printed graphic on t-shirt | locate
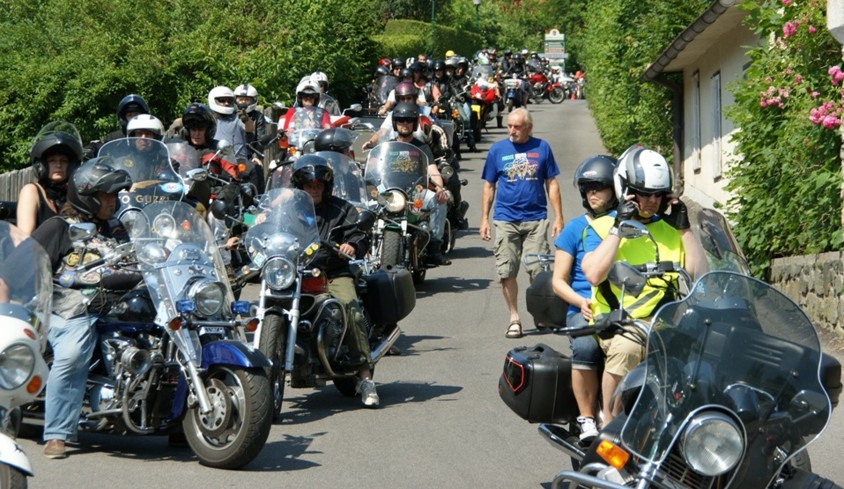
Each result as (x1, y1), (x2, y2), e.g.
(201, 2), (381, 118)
(505, 152), (539, 182)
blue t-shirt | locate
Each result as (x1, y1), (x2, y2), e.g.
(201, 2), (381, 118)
(554, 214), (591, 317)
(481, 137), (560, 222)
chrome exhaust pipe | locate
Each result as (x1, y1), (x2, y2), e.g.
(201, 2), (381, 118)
(539, 423), (586, 461)
(370, 325), (401, 364)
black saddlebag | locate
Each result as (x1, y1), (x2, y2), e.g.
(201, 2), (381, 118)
(525, 270), (567, 328)
(498, 343), (577, 423)
(363, 265), (416, 324)
(821, 353), (842, 409)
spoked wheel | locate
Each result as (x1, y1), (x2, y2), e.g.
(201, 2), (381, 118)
(183, 366), (272, 469)
(259, 312), (286, 421)
(549, 87), (566, 104)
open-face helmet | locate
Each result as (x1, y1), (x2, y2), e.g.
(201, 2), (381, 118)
(614, 144), (673, 213)
(126, 114), (164, 140)
(573, 155), (618, 217)
(116, 94), (150, 133)
(181, 103), (217, 142)
(234, 84), (259, 112)
(391, 102), (419, 132)
(30, 121), (84, 181)
(291, 154), (334, 200)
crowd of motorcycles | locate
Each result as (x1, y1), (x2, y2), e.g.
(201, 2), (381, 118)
(3, 51), (840, 489)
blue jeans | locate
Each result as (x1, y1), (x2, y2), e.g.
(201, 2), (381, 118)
(567, 312), (602, 370)
(44, 313), (97, 442)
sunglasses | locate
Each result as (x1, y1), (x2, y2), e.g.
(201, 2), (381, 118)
(631, 189), (667, 198)
(580, 183), (610, 193)
(394, 118), (416, 124)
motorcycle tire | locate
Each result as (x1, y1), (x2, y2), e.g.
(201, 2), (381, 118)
(412, 268), (426, 285)
(506, 99), (514, 113)
(259, 312), (286, 422)
(472, 116), (482, 143)
(549, 87), (566, 104)
(0, 463), (27, 489)
(380, 229), (402, 267)
(183, 366), (272, 469)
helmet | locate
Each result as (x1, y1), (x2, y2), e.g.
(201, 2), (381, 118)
(392, 102), (419, 131)
(445, 50), (456, 58)
(614, 144), (673, 212)
(311, 71), (329, 91)
(181, 103), (217, 142)
(392, 58), (405, 70)
(314, 128), (356, 154)
(290, 154), (334, 200)
(296, 79), (321, 105)
(208, 86), (236, 115)
(399, 68), (413, 80)
(374, 65), (389, 78)
(574, 155), (618, 216)
(432, 59), (446, 72)
(504, 49), (512, 56)
(378, 57), (393, 69)
(116, 94), (150, 133)
(488, 48), (497, 56)
(520, 48), (529, 56)
(456, 57), (469, 69)
(67, 157), (132, 218)
(126, 114), (164, 140)
(30, 121), (84, 181)
(409, 62), (424, 73)
(444, 57), (458, 68)
(234, 84), (259, 112)
(530, 53), (540, 60)
(395, 82), (418, 99)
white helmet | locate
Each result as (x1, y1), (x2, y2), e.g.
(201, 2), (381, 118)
(296, 79), (321, 105)
(614, 144), (673, 199)
(208, 85), (236, 115)
(234, 84), (258, 112)
(310, 72), (329, 92)
(126, 114), (164, 140)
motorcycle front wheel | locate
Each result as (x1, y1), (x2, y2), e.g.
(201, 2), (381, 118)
(0, 463), (26, 489)
(183, 366), (272, 469)
(549, 87), (566, 104)
(380, 229), (402, 267)
(259, 312), (287, 421)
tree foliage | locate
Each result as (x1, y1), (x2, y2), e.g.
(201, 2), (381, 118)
(725, 0), (843, 277)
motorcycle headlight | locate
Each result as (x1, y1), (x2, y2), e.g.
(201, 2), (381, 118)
(262, 257), (296, 290)
(0, 344), (36, 390)
(152, 213), (177, 239)
(120, 209), (147, 238)
(682, 412), (744, 476)
(384, 190), (407, 213)
(188, 279), (226, 317)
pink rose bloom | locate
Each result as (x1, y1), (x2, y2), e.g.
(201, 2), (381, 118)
(794, 74), (803, 85)
(760, 100), (768, 107)
(782, 0), (792, 5)
(809, 26), (817, 34)
(812, 91), (820, 98)
(822, 115), (841, 129)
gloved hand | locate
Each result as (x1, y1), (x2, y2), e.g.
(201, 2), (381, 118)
(662, 198), (690, 230)
(613, 199), (638, 228)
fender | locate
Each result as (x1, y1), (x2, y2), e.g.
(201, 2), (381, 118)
(0, 434), (33, 477)
(201, 340), (271, 369)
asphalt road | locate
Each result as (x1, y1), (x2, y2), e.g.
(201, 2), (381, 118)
(19, 100), (844, 488)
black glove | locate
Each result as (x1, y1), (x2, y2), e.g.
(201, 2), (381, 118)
(613, 200), (638, 228)
(662, 199), (690, 230)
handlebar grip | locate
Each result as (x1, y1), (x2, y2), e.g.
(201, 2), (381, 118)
(560, 326), (598, 338)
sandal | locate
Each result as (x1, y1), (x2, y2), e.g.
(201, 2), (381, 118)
(505, 320), (523, 339)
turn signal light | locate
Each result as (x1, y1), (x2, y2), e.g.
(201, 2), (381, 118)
(245, 318), (259, 332)
(26, 376), (42, 395)
(596, 440), (630, 469)
(168, 317), (183, 331)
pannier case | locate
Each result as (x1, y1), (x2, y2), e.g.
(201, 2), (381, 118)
(363, 265), (416, 324)
(498, 343), (577, 423)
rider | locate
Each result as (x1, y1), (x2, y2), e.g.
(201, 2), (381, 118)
(550, 155), (618, 442)
(310, 71), (341, 116)
(125, 114), (175, 180)
(102, 94), (150, 145)
(234, 83), (267, 193)
(31, 158), (135, 459)
(581, 145), (707, 424)
(208, 86), (250, 162)
(290, 155), (379, 407)
(180, 103), (220, 152)
(281, 79), (333, 133)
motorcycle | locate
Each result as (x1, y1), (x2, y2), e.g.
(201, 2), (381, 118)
(500, 210), (844, 489)
(469, 74), (502, 140)
(363, 141), (436, 284)
(436, 160), (469, 254)
(528, 69), (566, 104)
(503, 73), (525, 113)
(0, 222), (51, 487)
(21, 201), (273, 469)
(243, 188), (414, 419)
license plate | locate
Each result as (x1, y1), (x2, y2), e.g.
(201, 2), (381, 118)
(199, 327), (226, 335)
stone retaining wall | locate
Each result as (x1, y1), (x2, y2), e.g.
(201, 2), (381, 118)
(770, 251), (844, 340)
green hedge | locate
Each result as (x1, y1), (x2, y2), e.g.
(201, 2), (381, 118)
(375, 19), (482, 59)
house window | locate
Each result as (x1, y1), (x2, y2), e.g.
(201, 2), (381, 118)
(691, 71), (701, 172)
(711, 71), (722, 178)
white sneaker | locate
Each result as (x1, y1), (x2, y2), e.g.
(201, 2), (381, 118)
(356, 379), (380, 408)
(577, 416), (599, 441)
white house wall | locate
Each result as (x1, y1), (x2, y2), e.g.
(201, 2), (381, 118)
(681, 24), (758, 209)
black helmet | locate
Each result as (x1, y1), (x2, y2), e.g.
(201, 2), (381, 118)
(409, 61), (424, 73)
(181, 103), (217, 143)
(391, 102), (419, 131)
(432, 59), (446, 72)
(392, 58), (406, 70)
(374, 66), (389, 78)
(30, 121), (84, 181)
(67, 157), (132, 218)
(116, 94), (150, 133)
(504, 49), (512, 56)
(574, 155), (618, 217)
(399, 68), (413, 80)
(291, 154), (334, 200)
(314, 128), (356, 154)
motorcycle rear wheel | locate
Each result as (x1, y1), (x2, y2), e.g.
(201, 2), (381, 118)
(183, 366), (272, 469)
(549, 87), (565, 104)
(380, 229), (402, 267)
(259, 312), (286, 422)
(0, 464), (26, 489)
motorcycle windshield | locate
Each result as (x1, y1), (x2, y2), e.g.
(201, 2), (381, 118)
(376, 76), (398, 104)
(126, 201), (234, 323)
(243, 188), (321, 269)
(0, 221), (52, 335)
(621, 271), (830, 488)
(166, 139), (201, 179)
(287, 127), (323, 150)
(472, 65), (495, 81)
(693, 208), (751, 275)
(363, 141), (428, 194)
(99, 138), (185, 212)
(313, 151), (368, 208)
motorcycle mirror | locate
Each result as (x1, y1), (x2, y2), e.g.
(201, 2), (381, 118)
(348, 103), (363, 112)
(356, 210), (376, 232)
(607, 262), (647, 297)
(210, 199), (229, 220)
(617, 220), (650, 240)
(186, 168), (209, 182)
(68, 222), (97, 243)
(217, 140), (233, 152)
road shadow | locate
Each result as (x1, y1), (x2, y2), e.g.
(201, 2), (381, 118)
(445, 244), (492, 260)
(391, 333), (449, 356)
(414, 275), (493, 297)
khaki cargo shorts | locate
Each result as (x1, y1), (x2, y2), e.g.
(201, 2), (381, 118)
(599, 328), (646, 377)
(493, 219), (549, 280)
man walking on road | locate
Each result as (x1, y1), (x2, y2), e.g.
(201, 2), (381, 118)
(480, 108), (564, 339)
